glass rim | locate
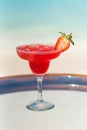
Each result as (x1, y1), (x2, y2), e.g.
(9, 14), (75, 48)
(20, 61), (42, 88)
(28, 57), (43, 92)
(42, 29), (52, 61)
(16, 44), (61, 54)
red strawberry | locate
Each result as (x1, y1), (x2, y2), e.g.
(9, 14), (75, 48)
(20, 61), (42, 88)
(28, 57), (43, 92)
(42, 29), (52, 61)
(55, 32), (74, 52)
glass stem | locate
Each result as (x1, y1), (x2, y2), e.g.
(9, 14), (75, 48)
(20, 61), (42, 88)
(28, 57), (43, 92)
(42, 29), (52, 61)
(36, 76), (43, 101)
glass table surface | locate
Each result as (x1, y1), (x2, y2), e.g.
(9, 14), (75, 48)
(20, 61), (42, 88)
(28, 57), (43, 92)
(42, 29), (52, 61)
(0, 74), (87, 130)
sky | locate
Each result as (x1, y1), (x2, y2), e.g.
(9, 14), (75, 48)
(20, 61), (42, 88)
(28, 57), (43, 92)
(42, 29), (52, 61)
(0, 0), (87, 51)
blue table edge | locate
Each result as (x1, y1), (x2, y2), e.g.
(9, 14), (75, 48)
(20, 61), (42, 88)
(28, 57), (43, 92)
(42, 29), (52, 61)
(0, 73), (87, 94)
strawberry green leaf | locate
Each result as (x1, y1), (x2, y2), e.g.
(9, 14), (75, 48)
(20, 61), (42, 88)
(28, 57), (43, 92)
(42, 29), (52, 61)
(59, 32), (74, 45)
(69, 38), (74, 45)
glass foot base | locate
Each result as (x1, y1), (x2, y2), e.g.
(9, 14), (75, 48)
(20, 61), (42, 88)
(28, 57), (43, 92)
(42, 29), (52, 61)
(26, 100), (55, 111)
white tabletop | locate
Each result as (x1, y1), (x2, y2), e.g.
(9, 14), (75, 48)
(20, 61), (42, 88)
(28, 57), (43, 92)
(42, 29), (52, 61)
(0, 90), (87, 130)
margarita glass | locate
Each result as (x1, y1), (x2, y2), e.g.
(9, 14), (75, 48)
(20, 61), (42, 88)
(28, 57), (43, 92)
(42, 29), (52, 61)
(16, 44), (61, 111)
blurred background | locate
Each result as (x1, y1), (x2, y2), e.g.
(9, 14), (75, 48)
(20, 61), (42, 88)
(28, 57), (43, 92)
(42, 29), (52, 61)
(0, 0), (87, 77)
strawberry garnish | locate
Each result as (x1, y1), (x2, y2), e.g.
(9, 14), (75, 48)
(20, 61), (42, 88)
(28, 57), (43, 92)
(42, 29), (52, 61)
(55, 32), (74, 52)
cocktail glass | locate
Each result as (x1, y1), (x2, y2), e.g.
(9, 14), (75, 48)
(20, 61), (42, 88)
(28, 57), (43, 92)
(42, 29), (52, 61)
(16, 44), (61, 111)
